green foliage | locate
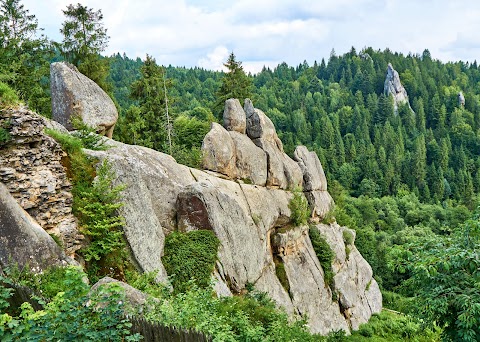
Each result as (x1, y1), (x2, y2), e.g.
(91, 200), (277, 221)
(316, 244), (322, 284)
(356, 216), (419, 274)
(0, 0), (51, 116)
(70, 116), (109, 150)
(162, 230), (220, 293)
(0, 266), (141, 341)
(309, 226), (335, 289)
(144, 283), (322, 342)
(289, 187), (310, 226)
(76, 160), (128, 281)
(215, 52), (253, 116)
(47, 128), (130, 282)
(273, 257), (290, 294)
(389, 207), (480, 341)
(0, 82), (19, 107)
(59, 3), (110, 90)
(342, 230), (354, 245)
(347, 310), (441, 341)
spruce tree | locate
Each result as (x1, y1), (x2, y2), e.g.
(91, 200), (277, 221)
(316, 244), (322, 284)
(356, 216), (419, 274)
(59, 3), (110, 91)
(215, 52), (252, 115)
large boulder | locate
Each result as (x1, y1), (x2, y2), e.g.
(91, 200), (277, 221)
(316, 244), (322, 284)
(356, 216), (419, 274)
(202, 123), (236, 178)
(305, 190), (334, 219)
(244, 99), (283, 150)
(50, 62), (118, 138)
(317, 223), (382, 330)
(0, 183), (70, 273)
(223, 98), (246, 134)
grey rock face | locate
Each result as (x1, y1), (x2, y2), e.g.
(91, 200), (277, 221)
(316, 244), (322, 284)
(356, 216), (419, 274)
(317, 223), (382, 330)
(458, 91), (465, 107)
(294, 145), (327, 191)
(229, 131), (267, 186)
(0, 183), (70, 273)
(305, 190), (334, 219)
(202, 123), (236, 178)
(85, 141), (197, 282)
(245, 99), (283, 151)
(89, 138), (381, 334)
(223, 98), (246, 133)
(384, 63), (412, 114)
(50, 62), (118, 138)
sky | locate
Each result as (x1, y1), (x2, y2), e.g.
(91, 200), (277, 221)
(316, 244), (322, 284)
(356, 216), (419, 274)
(23, 0), (480, 74)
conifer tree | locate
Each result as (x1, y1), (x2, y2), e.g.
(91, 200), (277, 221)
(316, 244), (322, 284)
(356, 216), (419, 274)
(215, 52), (252, 115)
(0, 0), (51, 114)
(59, 3), (110, 90)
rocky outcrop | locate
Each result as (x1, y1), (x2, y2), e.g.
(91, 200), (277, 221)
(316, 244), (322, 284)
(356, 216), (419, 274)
(384, 63), (413, 114)
(293, 145), (333, 219)
(0, 182), (71, 273)
(223, 98), (246, 134)
(50, 62), (118, 138)
(0, 107), (83, 257)
(88, 135), (382, 334)
(202, 99), (302, 189)
(317, 223), (382, 330)
(458, 91), (465, 107)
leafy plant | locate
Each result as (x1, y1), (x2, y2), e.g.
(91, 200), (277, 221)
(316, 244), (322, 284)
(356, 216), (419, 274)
(162, 230), (220, 293)
(0, 81), (20, 108)
(0, 266), (141, 341)
(308, 226), (335, 290)
(289, 187), (310, 226)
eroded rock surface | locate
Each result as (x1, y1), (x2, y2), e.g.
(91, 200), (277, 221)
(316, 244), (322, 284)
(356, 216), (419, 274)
(0, 107), (83, 256)
(0, 182), (71, 273)
(50, 62), (118, 137)
(89, 135), (381, 334)
(223, 98), (246, 134)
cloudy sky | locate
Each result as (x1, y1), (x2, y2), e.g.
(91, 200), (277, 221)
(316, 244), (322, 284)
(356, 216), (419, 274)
(23, 0), (480, 73)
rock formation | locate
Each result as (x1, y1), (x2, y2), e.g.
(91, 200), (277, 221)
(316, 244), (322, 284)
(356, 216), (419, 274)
(202, 98), (302, 189)
(0, 182), (71, 273)
(85, 99), (382, 334)
(384, 63), (413, 114)
(0, 99), (382, 334)
(458, 91), (465, 107)
(0, 107), (83, 257)
(50, 62), (118, 138)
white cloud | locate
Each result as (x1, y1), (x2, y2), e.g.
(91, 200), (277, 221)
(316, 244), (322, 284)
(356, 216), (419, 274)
(198, 46), (230, 71)
(21, 0), (480, 69)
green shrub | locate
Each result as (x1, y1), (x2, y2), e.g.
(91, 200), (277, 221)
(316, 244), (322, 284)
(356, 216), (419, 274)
(342, 230), (354, 245)
(0, 82), (19, 107)
(274, 257), (290, 294)
(162, 230), (220, 293)
(308, 226), (335, 290)
(47, 129), (130, 282)
(0, 266), (141, 341)
(289, 187), (310, 226)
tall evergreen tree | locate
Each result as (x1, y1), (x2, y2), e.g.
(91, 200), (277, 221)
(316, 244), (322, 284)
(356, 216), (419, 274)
(215, 52), (252, 115)
(59, 3), (110, 90)
(0, 0), (51, 114)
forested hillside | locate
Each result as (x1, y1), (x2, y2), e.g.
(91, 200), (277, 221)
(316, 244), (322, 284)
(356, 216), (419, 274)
(1, 0), (479, 339)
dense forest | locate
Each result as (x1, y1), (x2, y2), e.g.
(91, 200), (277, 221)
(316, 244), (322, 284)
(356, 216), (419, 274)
(1, 0), (479, 341)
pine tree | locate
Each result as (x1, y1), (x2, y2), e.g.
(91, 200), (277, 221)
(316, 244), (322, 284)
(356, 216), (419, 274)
(0, 0), (51, 114)
(59, 3), (110, 90)
(215, 52), (252, 115)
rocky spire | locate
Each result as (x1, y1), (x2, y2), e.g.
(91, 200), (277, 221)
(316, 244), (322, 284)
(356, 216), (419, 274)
(384, 63), (413, 114)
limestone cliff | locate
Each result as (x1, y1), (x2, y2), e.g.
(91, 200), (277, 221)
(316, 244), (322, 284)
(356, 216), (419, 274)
(0, 98), (382, 334)
(85, 99), (382, 334)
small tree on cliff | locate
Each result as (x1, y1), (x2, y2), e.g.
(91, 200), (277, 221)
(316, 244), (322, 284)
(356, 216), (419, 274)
(59, 3), (110, 91)
(215, 52), (252, 117)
